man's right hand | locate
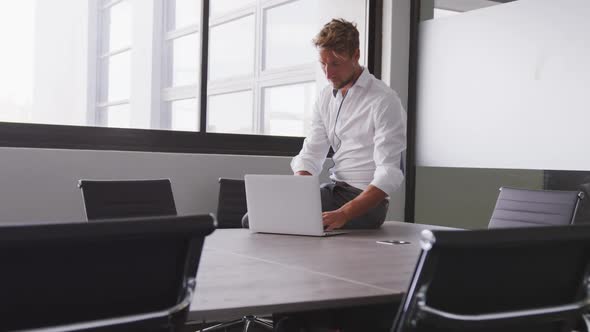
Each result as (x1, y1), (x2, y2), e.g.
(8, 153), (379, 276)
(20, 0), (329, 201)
(295, 171), (312, 176)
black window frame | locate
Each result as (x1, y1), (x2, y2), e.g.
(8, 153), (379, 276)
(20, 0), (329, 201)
(404, 0), (421, 222)
(0, 0), (382, 157)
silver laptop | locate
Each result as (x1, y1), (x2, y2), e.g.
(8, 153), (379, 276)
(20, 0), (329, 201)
(244, 174), (348, 237)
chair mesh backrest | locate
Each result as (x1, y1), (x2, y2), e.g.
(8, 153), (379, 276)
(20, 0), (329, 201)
(0, 215), (214, 331)
(79, 179), (177, 220)
(392, 225), (590, 332)
(489, 187), (581, 228)
(216, 178), (247, 228)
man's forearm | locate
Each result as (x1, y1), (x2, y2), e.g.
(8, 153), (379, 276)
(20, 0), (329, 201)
(338, 185), (387, 220)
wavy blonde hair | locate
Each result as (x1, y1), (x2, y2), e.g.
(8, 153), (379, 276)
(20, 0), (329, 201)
(313, 18), (360, 57)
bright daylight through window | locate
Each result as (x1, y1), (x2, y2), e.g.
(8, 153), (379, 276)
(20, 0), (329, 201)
(0, 0), (369, 141)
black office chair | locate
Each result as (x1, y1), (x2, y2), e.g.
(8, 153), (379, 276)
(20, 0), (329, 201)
(216, 178), (248, 229)
(488, 187), (584, 228)
(391, 225), (590, 332)
(0, 214), (214, 331)
(577, 183), (590, 224)
(78, 178), (177, 220)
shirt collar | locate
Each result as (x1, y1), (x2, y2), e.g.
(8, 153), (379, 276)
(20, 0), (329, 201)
(332, 67), (369, 97)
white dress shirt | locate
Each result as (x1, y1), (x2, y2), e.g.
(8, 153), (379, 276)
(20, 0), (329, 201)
(290, 68), (406, 195)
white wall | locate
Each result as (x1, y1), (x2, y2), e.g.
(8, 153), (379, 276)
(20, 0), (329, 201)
(0, 147), (407, 224)
(416, 0), (590, 171)
(0, 147), (293, 224)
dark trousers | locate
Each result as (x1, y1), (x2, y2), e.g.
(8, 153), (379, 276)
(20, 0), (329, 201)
(320, 181), (389, 229)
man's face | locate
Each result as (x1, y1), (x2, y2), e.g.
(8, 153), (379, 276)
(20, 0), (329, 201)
(319, 48), (360, 90)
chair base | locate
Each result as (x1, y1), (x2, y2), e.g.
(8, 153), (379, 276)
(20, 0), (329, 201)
(200, 315), (273, 332)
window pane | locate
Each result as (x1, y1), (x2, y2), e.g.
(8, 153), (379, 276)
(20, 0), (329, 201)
(171, 98), (199, 131)
(106, 51), (131, 101)
(170, 0), (201, 30)
(170, 33), (200, 87)
(264, 0), (319, 70)
(210, 0), (254, 17)
(263, 82), (316, 137)
(208, 91), (253, 134)
(0, 0), (34, 124)
(103, 104), (131, 128)
(208, 15), (254, 80)
(106, 1), (131, 51)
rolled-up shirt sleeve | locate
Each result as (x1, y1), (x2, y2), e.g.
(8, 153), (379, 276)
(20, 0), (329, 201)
(290, 95), (331, 175)
(370, 94), (407, 195)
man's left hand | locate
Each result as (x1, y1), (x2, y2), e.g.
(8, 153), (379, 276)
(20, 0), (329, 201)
(322, 209), (349, 231)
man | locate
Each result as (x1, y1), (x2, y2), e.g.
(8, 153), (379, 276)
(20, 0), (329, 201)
(291, 18), (406, 231)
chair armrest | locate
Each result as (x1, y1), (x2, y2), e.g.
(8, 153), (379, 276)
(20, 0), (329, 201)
(409, 284), (590, 329)
(20, 278), (196, 332)
(417, 299), (590, 328)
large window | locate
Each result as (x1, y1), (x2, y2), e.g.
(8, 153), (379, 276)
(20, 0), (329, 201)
(0, 0), (378, 155)
(207, 0), (319, 137)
